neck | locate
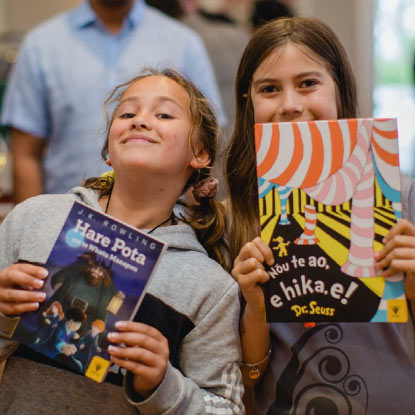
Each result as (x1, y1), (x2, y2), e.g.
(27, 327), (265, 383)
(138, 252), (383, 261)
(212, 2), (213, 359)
(100, 174), (182, 230)
(89, 0), (134, 33)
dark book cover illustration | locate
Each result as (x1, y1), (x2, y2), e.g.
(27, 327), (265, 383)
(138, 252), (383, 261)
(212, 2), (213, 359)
(10, 201), (167, 381)
(255, 118), (408, 322)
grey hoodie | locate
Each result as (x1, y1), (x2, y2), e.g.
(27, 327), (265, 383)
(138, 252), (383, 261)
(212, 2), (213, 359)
(0, 187), (244, 414)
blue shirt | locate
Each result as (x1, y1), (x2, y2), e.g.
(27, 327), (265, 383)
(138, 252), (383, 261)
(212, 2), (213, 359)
(1, 0), (225, 194)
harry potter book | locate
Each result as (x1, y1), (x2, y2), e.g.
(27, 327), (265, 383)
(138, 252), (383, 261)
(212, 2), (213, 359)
(10, 201), (167, 381)
(255, 118), (408, 322)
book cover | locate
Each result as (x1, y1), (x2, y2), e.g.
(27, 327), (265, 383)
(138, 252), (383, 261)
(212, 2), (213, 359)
(10, 201), (167, 382)
(255, 118), (408, 323)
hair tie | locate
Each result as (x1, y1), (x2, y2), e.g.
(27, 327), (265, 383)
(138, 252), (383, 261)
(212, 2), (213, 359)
(187, 176), (219, 206)
(99, 170), (115, 187)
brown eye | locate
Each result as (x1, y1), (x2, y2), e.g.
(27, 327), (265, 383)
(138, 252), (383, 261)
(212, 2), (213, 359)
(260, 85), (278, 93)
(300, 79), (318, 88)
(120, 113), (135, 119)
(157, 113), (173, 119)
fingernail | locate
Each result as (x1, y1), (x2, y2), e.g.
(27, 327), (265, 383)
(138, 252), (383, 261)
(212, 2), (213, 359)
(34, 279), (44, 288)
(107, 332), (117, 339)
(108, 345), (117, 353)
(30, 302), (40, 309)
(35, 292), (46, 300)
(115, 321), (127, 329)
(39, 269), (49, 277)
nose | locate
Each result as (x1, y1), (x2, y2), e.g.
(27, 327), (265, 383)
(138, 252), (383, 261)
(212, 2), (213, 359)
(278, 89), (304, 117)
(131, 112), (151, 130)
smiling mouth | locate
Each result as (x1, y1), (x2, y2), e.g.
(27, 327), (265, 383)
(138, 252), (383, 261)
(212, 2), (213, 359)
(123, 135), (156, 144)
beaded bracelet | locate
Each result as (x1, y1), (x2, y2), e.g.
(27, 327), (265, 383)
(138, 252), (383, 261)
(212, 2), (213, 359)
(241, 346), (272, 380)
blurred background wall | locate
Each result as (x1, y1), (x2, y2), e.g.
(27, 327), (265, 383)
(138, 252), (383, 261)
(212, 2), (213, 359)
(0, 0), (83, 32)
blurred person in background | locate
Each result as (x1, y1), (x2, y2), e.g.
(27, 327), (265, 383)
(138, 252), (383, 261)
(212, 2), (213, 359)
(198, 0), (254, 26)
(1, 0), (224, 203)
(251, 0), (294, 28)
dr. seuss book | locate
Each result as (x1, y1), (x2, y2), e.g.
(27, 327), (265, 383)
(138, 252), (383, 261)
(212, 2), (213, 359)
(255, 118), (408, 323)
(10, 201), (167, 382)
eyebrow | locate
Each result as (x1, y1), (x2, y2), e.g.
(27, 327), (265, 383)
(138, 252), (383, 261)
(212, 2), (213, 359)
(253, 71), (325, 87)
(118, 95), (184, 111)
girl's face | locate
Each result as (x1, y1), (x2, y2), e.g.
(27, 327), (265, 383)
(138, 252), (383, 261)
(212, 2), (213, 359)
(108, 76), (206, 179)
(250, 42), (338, 124)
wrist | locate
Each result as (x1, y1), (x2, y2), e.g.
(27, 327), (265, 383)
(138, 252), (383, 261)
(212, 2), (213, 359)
(133, 376), (162, 399)
(241, 345), (272, 381)
(133, 386), (154, 399)
(244, 302), (267, 324)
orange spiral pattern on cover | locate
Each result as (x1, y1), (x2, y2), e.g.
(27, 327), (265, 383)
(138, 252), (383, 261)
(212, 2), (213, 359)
(255, 119), (359, 191)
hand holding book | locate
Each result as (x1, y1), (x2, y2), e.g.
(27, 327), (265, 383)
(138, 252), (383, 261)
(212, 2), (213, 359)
(375, 219), (415, 315)
(232, 236), (273, 315)
(108, 320), (169, 397)
(0, 263), (48, 315)
(232, 237), (273, 386)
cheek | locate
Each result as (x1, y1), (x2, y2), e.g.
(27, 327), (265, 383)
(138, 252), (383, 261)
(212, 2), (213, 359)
(107, 123), (123, 155)
(318, 97), (338, 120)
(170, 138), (193, 164)
(309, 90), (338, 120)
(165, 126), (192, 154)
(108, 122), (121, 141)
(252, 98), (275, 123)
(319, 84), (338, 119)
(158, 129), (193, 169)
(107, 128), (118, 152)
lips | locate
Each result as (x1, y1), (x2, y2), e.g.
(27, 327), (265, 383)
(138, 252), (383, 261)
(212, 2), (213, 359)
(123, 134), (157, 144)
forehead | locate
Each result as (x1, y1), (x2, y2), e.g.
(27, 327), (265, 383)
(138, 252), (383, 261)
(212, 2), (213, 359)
(253, 42), (330, 80)
(122, 76), (190, 104)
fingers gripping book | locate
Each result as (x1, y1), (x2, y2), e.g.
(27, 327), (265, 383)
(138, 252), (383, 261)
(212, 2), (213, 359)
(9, 201), (166, 382)
(255, 118), (408, 323)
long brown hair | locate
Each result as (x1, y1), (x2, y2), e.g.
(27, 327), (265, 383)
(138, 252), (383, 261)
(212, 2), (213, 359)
(85, 68), (228, 268)
(225, 17), (358, 263)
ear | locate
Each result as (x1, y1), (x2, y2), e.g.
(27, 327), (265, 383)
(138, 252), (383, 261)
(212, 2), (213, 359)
(106, 158), (112, 166)
(190, 147), (210, 169)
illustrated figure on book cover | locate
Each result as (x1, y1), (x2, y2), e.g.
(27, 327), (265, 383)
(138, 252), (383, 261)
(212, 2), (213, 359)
(255, 118), (408, 322)
(42, 252), (121, 333)
(34, 301), (64, 345)
(75, 319), (105, 370)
